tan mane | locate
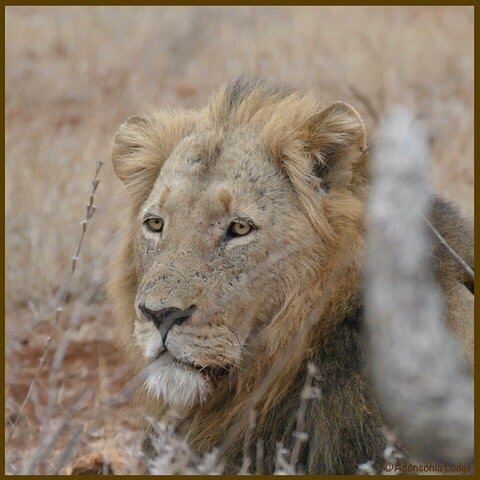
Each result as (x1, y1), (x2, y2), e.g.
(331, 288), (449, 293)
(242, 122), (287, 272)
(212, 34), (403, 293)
(108, 76), (378, 473)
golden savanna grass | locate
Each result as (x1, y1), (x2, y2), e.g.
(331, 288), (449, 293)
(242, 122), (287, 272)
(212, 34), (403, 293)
(5, 6), (473, 474)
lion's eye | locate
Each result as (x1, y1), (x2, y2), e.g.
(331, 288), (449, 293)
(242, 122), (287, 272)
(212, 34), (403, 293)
(227, 221), (253, 238)
(145, 217), (164, 233)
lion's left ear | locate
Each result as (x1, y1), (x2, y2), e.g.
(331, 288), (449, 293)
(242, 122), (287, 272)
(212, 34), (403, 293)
(305, 101), (366, 190)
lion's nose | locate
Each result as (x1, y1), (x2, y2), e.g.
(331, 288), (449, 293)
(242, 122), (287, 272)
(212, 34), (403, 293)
(138, 303), (196, 340)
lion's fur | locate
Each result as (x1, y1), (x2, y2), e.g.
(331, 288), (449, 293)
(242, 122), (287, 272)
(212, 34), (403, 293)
(107, 76), (473, 474)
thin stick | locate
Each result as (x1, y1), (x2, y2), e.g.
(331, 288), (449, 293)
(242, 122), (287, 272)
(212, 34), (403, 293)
(425, 217), (474, 281)
(289, 362), (320, 471)
(239, 409), (257, 474)
(50, 424), (85, 475)
(349, 85), (380, 125)
(255, 438), (264, 475)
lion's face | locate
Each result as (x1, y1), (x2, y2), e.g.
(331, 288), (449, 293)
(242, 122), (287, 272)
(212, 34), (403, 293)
(110, 78), (366, 411)
(133, 129), (316, 409)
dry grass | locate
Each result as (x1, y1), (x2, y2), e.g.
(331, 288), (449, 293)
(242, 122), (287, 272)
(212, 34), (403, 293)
(5, 6), (473, 474)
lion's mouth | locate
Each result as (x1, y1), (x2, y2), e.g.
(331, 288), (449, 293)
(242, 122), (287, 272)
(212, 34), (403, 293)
(153, 351), (231, 385)
(194, 364), (231, 384)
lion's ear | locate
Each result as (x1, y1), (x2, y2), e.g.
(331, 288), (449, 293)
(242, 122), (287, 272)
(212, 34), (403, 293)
(306, 101), (366, 190)
(112, 114), (152, 185)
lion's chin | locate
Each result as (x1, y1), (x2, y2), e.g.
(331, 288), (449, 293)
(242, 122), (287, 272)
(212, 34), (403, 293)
(144, 352), (210, 409)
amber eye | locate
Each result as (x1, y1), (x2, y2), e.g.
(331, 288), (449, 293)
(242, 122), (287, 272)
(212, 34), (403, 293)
(145, 217), (164, 233)
(228, 221), (253, 238)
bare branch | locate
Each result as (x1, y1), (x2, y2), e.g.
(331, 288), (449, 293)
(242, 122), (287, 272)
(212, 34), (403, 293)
(289, 362), (320, 472)
(239, 409), (257, 474)
(348, 85), (380, 125)
(425, 217), (474, 281)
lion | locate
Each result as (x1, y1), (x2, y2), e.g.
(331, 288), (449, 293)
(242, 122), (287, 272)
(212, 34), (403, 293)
(107, 76), (473, 474)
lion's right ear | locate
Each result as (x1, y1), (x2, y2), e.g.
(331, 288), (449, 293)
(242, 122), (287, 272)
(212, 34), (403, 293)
(111, 114), (152, 185)
(305, 101), (367, 190)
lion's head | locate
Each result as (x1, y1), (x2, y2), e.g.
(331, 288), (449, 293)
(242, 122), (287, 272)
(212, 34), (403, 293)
(108, 76), (367, 413)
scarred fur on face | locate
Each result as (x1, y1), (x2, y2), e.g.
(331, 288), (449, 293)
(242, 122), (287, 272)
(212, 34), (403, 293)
(107, 76), (473, 474)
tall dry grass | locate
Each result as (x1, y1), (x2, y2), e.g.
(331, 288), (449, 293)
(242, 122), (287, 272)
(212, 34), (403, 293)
(5, 6), (473, 474)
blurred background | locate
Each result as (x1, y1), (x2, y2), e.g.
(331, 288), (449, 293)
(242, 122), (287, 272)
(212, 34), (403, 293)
(5, 6), (473, 474)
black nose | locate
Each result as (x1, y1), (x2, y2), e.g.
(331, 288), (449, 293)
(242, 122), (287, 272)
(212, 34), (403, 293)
(138, 304), (196, 340)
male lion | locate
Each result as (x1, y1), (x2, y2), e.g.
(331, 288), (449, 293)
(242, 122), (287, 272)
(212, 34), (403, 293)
(108, 76), (473, 474)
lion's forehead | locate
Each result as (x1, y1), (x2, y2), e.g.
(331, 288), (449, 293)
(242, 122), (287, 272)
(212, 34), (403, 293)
(146, 129), (295, 216)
